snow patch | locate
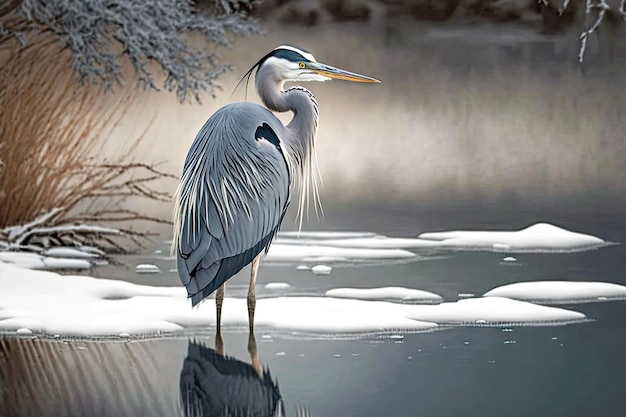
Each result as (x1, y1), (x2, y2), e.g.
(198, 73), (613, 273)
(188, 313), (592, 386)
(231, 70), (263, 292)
(0, 252), (91, 270)
(277, 231), (379, 240)
(311, 237), (440, 250)
(326, 287), (442, 304)
(398, 297), (586, 326)
(264, 244), (414, 263)
(135, 264), (161, 274)
(418, 223), (608, 253)
(484, 281), (626, 304)
(264, 282), (291, 290)
(42, 247), (99, 259)
(0, 264), (590, 338)
(311, 265), (332, 275)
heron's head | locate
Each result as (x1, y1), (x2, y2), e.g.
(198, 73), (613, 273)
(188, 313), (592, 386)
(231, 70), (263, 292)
(252, 45), (380, 84)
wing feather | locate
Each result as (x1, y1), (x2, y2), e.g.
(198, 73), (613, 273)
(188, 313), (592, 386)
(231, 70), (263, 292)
(173, 103), (290, 305)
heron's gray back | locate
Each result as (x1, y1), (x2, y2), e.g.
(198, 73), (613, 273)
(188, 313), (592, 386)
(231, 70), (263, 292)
(174, 102), (290, 305)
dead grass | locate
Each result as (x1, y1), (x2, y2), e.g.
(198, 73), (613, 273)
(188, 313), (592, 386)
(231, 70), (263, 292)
(0, 35), (177, 249)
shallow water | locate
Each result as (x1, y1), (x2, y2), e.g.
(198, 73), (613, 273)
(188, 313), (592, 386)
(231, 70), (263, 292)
(2, 201), (626, 417)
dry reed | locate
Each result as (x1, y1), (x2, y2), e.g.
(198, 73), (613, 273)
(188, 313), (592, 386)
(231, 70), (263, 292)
(0, 35), (177, 249)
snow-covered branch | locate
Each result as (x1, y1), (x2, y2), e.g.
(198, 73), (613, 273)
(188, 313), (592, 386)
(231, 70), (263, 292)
(578, 0), (611, 62)
(0, 0), (261, 103)
(0, 207), (159, 254)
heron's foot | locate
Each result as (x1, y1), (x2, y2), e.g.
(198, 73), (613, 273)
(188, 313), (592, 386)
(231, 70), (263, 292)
(215, 330), (224, 356)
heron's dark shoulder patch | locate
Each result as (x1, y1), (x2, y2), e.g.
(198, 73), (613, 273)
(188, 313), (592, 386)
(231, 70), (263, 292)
(255, 123), (281, 150)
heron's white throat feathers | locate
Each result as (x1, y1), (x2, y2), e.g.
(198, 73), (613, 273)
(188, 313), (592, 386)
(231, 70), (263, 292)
(255, 66), (323, 230)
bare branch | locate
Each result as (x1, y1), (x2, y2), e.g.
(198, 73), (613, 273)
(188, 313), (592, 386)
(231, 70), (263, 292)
(579, 0), (610, 63)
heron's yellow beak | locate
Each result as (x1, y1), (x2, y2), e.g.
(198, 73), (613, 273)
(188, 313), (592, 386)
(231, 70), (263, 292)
(309, 62), (380, 83)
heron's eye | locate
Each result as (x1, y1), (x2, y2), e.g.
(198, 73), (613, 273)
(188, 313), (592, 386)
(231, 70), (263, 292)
(298, 62), (306, 69)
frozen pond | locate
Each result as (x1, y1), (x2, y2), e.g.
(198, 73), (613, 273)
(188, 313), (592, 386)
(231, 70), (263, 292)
(1, 201), (626, 416)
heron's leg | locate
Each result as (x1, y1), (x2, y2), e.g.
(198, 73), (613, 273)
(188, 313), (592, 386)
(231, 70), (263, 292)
(247, 330), (262, 379)
(248, 255), (260, 332)
(216, 284), (225, 333)
(215, 284), (225, 356)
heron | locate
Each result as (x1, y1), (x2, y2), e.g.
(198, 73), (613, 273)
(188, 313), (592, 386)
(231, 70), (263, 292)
(173, 45), (380, 331)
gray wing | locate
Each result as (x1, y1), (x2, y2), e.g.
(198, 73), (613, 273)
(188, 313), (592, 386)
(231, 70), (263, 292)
(174, 102), (290, 306)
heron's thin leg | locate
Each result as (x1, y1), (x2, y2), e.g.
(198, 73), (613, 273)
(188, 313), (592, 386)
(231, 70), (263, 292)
(248, 255), (260, 332)
(216, 284), (225, 333)
(215, 284), (225, 356)
(247, 330), (262, 379)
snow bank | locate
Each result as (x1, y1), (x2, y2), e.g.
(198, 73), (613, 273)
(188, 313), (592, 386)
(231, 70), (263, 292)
(264, 282), (291, 290)
(326, 287), (443, 304)
(275, 223), (609, 254)
(484, 281), (626, 304)
(0, 263), (589, 338)
(418, 223), (608, 253)
(277, 231), (379, 240)
(0, 252), (91, 270)
(42, 247), (99, 259)
(310, 237), (439, 250)
(311, 265), (332, 275)
(398, 297), (587, 326)
(263, 244), (415, 263)
(135, 264), (161, 274)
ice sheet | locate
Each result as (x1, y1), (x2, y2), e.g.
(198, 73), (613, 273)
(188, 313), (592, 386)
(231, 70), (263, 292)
(398, 297), (587, 326)
(0, 252), (92, 270)
(418, 223), (608, 252)
(263, 244), (415, 263)
(484, 281), (626, 304)
(0, 264), (588, 338)
(310, 237), (439, 250)
(326, 287), (443, 304)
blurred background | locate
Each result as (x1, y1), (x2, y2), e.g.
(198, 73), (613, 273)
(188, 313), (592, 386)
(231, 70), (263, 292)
(2, 0), (626, 240)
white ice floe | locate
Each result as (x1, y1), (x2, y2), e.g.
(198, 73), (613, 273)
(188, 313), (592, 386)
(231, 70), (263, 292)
(484, 281), (626, 304)
(0, 252), (92, 270)
(135, 264), (161, 274)
(326, 287), (443, 304)
(264, 282), (291, 290)
(311, 237), (439, 250)
(277, 231), (379, 240)
(417, 223), (608, 253)
(42, 247), (99, 259)
(0, 264), (589, 338)
(397, 297), (586, 326)
(263, 244), (415, 263)
(311, 265), (332, 275)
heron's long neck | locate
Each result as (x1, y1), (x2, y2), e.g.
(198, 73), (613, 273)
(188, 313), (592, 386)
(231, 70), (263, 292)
(256, 76), (322, 225)
(257, 79), (318, 164)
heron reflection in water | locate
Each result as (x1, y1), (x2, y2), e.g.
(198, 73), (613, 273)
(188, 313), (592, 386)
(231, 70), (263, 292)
(180, 333), (311, 417)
